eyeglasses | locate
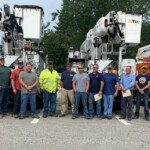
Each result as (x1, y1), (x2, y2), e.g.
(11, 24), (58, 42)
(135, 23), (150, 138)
(78, 68), (83, 69)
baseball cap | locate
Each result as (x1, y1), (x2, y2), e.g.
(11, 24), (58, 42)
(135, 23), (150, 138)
(48, 61), (53, 65)
(0, 56), (4, 60)
(142, 65), (147, 69)
(18, 60), (23, 65)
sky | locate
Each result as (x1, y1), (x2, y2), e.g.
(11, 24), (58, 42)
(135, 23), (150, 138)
(0, 0), (62, 42)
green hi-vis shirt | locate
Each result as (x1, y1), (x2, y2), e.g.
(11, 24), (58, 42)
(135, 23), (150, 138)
(0, 66), (11, 88)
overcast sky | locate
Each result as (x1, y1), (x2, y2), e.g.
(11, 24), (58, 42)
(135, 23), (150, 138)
(0, 0), (62, 43)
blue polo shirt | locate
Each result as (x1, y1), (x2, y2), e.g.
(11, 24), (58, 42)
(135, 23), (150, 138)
(120, 73), (135, 90)
(89, 72), (104, 93)
(103, 73), (119, 95)
(61, 71), (76, 90)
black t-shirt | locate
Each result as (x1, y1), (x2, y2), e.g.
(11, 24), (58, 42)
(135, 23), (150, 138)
(89, 72), (104, 93)
(136, 74), (150, 93)
(61, 71), (76, 90)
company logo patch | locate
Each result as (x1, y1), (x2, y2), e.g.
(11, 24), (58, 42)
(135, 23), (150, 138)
(128, 19), (140, 24)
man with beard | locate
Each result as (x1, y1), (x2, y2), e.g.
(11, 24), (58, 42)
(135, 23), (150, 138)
(133, 66), (150, 121)
(0, 56), (12, 119)
(39, 61), (60, 118)
(10, 60), (24, 118)
(19, 62), (39, 119)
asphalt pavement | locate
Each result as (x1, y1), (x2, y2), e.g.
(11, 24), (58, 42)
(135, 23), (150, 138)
(0, 92), (150, 150)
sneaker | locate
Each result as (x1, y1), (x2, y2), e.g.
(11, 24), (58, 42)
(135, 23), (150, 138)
(84, 115), (90, 120)
(132, 116), (139, 119)
(102, 115), (107, 119)
(0, 114), (3, 119)
(59, 114), (66, 117)
(19, 116), (25, 120)
(4, 113), (12, 117)
(32, 115), (40, 119)
(128, 117), (132, 121)
(14, 114), (19, 118)
(49, 114), (58, 117)
(43, 114), (48, 118)
(145, 117), (149, 121)
(108, 116), (112, 120)
(72, 115), (78, 119)
(119, 116), (126, 119)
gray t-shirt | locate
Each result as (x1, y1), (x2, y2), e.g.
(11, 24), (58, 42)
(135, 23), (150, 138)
(19, 71), (38, 94)
(73, 73), (90, 92)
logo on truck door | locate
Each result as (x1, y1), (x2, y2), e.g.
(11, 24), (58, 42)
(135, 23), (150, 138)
(128, 19), (140, 24)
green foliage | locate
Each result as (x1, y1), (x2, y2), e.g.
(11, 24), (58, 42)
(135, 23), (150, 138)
(42, 0), (150, 72)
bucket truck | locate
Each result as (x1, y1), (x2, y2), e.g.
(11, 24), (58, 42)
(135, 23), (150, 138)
(68, 11), (142, 78)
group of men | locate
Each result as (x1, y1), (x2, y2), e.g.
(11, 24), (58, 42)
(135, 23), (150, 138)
(0, 55), (150, 121)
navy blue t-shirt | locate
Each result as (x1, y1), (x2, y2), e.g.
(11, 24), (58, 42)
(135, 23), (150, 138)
(103, 73), (119, 95)
(136, 74), (150, 93)
(61, 71), (76, 90)
(89, 72), (104, 93)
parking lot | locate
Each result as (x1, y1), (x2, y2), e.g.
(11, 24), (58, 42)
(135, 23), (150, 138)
(0, 93), (150, 150)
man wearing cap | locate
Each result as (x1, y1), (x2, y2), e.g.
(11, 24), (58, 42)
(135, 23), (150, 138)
(10, 60), (24, 118)
(88, 64), (104, 119)
(133, 65), (150, 121)
(59, 63), (76, 117)
(19, 62), (39, 119)
(103, 66), (119, 120)
(72, 65), (90, 119)
(0, 56), (12, 119)
(39, 61), (60, 118)
(120, 66), (135, 121)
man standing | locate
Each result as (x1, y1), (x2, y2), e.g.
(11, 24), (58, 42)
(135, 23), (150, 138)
(0, 56), (12, 119)
(133, 66), (150, 121)
(72, 65), (90, 119)
(103, 66), (119, 120)
(120, 66), (135, 121)
(10, 60), (24, 118)
(89, 64), (104, 119)
(19, 62), (39, 119)
(59, 63), (76, 117)
(39, 61), (60, 118)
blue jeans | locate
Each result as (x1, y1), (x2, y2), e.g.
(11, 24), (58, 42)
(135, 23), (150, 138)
(89, 93), (101, 117)
(135, 92), (149, 117)
(13, 90), (21, 115)
(0, 88), (10, 115)
(43, 90), (57, 115)
(73, 92), (89, 117)
(20, 93), (37, 117)
(103, 94), (114, 117)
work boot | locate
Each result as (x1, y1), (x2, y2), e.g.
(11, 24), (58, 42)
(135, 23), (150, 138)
(49, 114), (58, 117)
(102, 115), (107, 119)
(43, 114), (48, 118)
(0, 114), (3, 119)
(97, 116), (102, 120)
(4, 113), (12, 117)
(128, 117), (132, 121)
(14, 114), (20, 118)
(145, 117), (149, 121)
(132, 116), (139, 119)
(119, 116), (126, 119)
(59, 114), (66, 117)
(84, 115), (90, 120)
(89, 116), (94, 119)
(19, 116), (25, 120)
(72, 115), (78, 119)
(32, 115), (40, 119)
(108, 116), (112, 120)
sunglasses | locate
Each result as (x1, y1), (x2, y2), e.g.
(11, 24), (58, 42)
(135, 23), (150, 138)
(142, 68), (147, 70)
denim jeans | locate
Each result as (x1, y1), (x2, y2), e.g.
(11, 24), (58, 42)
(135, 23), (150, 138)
(89, 93), (101, 117)
(20, 93), (37, 117)
(135, 92), (149, 117)
(13, 90), (21, 115)
(0, 88), (10, 115)
(43, 90), (57, 115)
(103, 94), (114, 117)
(73, 92), (89, 117)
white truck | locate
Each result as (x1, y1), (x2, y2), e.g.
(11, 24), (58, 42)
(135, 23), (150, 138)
(0, 4), (45, 75)
(68, 11), (142, 78)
